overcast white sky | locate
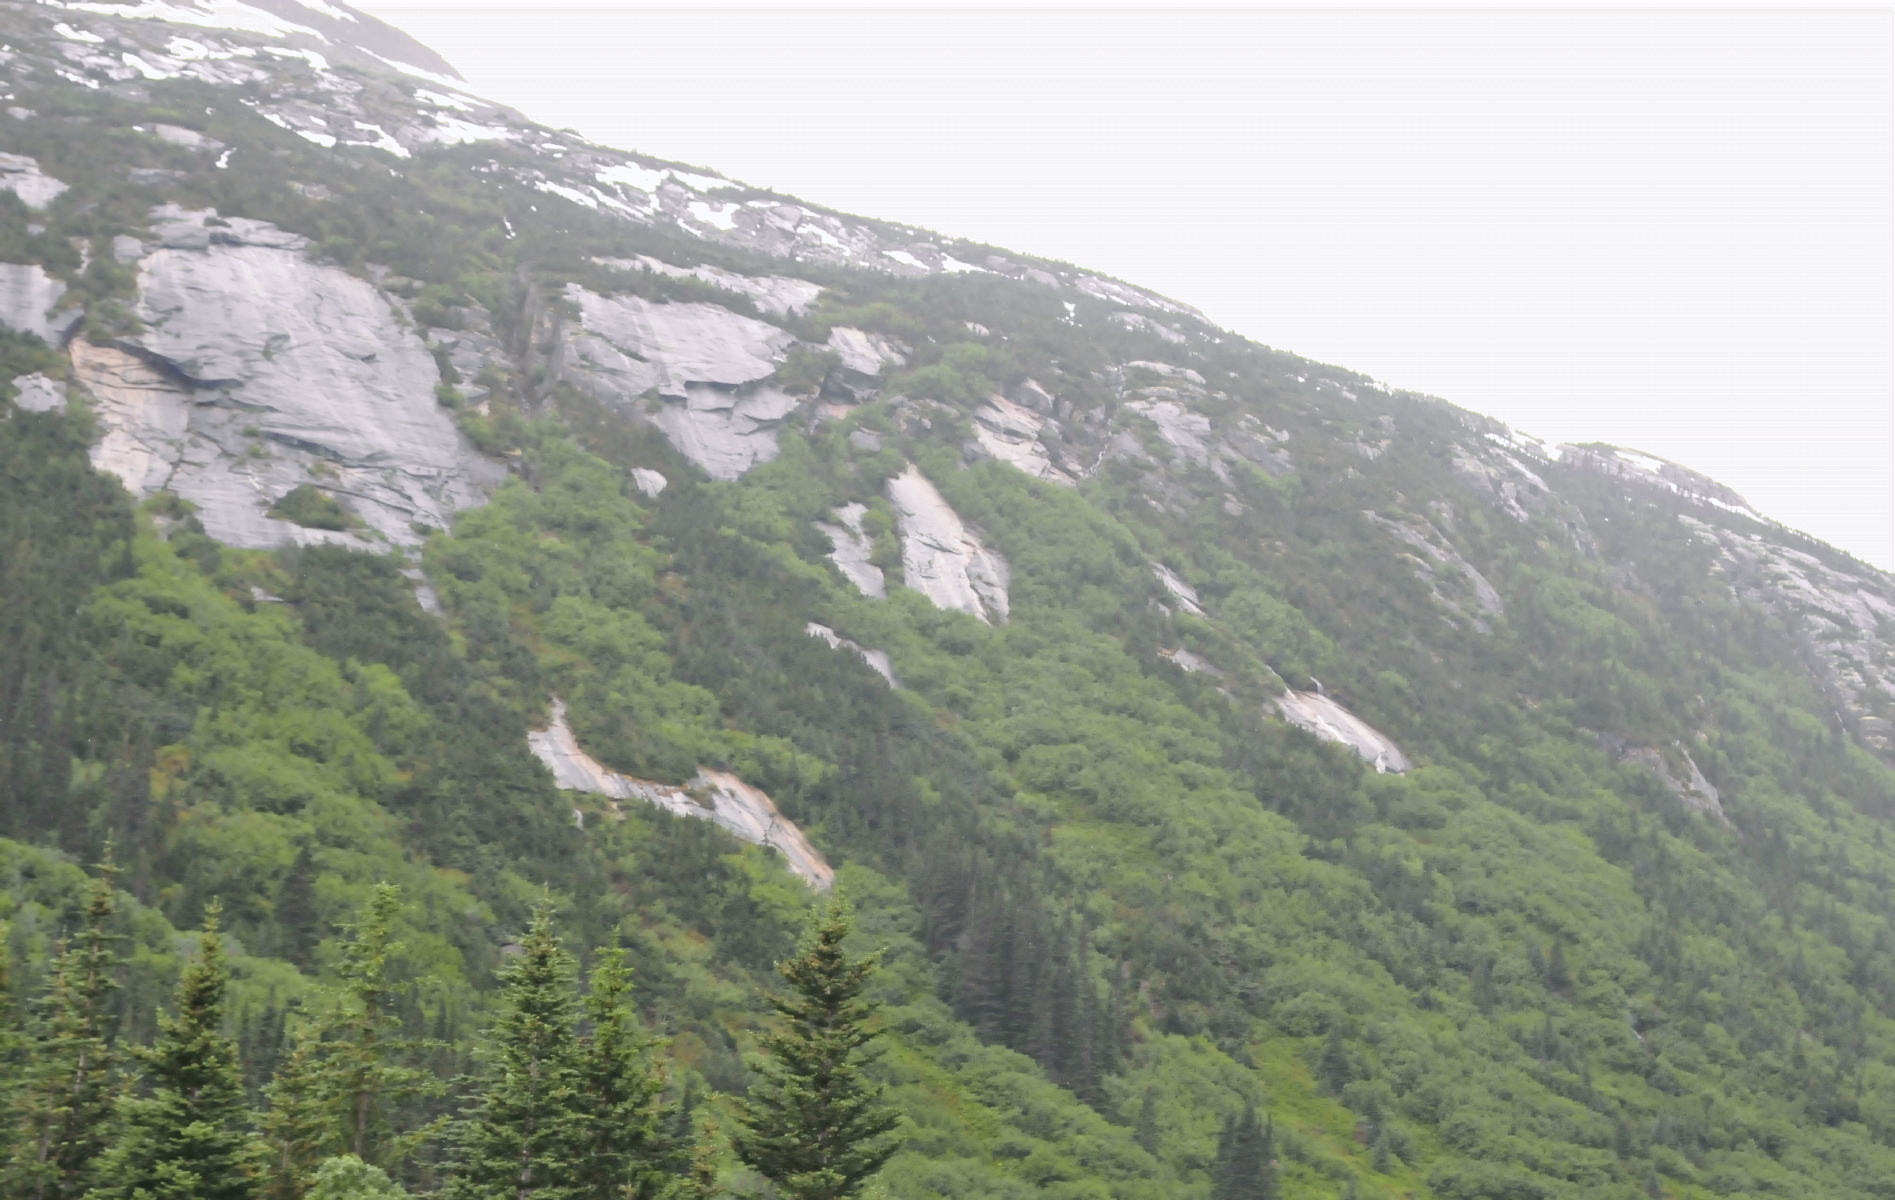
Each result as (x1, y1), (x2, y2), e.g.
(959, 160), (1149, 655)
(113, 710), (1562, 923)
(361, 4), (1893, 570)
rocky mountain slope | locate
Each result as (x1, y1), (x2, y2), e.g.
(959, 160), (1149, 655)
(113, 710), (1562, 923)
(5, 3), (1895, 1198)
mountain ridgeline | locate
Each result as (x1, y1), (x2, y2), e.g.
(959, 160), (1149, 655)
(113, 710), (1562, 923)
(4, 2), (1895, 1197)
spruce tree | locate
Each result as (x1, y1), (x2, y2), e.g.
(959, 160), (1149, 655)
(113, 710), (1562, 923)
(0, 922), (22, 1152)
(324, 885), (442, 1169)
(444, 902), (582, 1200)
(735, 895), (902, 1200)
(571, 945), (673, 1200)
(259, 1024), (329, 1200)
(9, 851), (126, 1200)
(88, 899), (259, 1200)
(1211, 1106), (1276, 1200)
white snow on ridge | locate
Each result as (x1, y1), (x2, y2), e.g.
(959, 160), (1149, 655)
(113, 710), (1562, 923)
(58, 1), (323, 41)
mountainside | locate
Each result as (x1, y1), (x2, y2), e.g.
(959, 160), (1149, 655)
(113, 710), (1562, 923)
(5, 3), (1895, 1198)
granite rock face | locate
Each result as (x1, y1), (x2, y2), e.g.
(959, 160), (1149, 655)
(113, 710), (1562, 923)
(817, 501), (886, 599)
(887, 464), (1009, 623)
(528, 699), (833, 888)
(1153, 563), (1205, 616)
(806, 622), (899, 687)
(1683, 516), (1895, 760)
(1364, 511), (1505, 633)
(1276, 689), (1409, 773)
(8, 372), (63, 412)
(0, 152), (67, 209)
(0, 262), (80, 345)
(555, 285), (799, 479)
(971, 393), (1072, 485)
(1605, 738), (1730, 825)
(66, 209), (502, 548)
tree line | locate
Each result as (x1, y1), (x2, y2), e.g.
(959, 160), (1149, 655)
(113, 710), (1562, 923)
(0, 853), (901, 1200)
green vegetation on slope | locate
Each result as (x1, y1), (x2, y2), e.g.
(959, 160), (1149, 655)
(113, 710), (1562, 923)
(5, 61), (1895, 1200)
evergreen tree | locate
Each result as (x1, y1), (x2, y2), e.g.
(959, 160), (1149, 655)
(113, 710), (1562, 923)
(8, 851), (126, 1200)
(324, 885), (442, 1169)
(1135, 1088), (1159, 1156)
(735, 896), (902, 1200)
(445, 902), (582, 1200)
(305, 1156), (407, 1200)
(259, 1024), (329, 1200)
(0, 922), (23, 1152)
(88, 899), (259, 1200)
(1318, 1026), (1353, 1095)
(1211, 1107), (1276, 1200)
(571, 945), (673, 1200)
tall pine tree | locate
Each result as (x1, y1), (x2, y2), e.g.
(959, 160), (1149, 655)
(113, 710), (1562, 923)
(259, 1024), (329, 1200)
(0, 922), (22, 1155)
(8, 851), (126, 1200)
(1211, 1106), (1276, 1200)
(571, 945), (673, 1200)
(323, 885), (442, 1169)
(444, 901), (582, 1200)
(88, 899), (260, 1200)
(735, 895), (901, 1200)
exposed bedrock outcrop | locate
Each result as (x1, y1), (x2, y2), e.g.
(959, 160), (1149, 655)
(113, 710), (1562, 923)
(1683, 515), (1895, 759)
(65, 208), (503, 548)
(1364, 511), (1504, 634)
(1601, 736), (1729, 825)
(554, 285), (798, 480)
(886, 464), (1010, 623)
(597, 256), (824, 317)
(0, 152), (68, 209)
(527, 699), (833, 888)
(1152, 563), (1206, 616)
(971, 393), (1073, 485)
(0, 262), (82, 345)
(806, 622), (899, 687)
(1276, 689), (1410, 774)
(825, 326), (907, 379)
(817, 501), (886, 599)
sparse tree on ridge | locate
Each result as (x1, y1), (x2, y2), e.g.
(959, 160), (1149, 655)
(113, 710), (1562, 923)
(735, 894), (902, 1200)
